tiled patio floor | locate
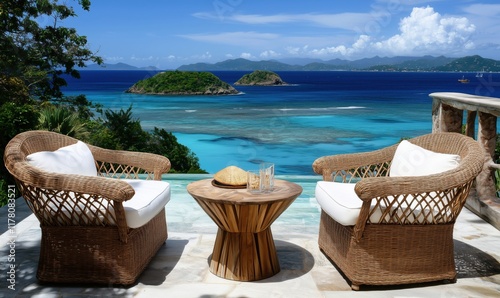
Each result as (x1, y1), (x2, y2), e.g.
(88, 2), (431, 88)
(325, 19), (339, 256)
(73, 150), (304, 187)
(1, 175), (500, 297)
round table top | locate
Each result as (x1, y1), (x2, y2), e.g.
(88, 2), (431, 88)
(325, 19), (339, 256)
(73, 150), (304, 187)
(187, 179), (303, 205)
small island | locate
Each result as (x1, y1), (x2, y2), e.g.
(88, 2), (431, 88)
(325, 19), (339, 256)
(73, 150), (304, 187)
(234, 70), (287, 86)
(126, 71), (239, 95)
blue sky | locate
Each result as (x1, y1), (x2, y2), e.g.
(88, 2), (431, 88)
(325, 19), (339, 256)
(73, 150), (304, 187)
(61, 0), (500, 69)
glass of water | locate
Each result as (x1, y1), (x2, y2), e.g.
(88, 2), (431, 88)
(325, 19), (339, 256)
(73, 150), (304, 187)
(259, 162), (274, 193)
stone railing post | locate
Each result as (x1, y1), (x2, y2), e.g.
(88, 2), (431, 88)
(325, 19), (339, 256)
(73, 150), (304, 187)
(477, 112), (497, 199)
(430, 92), (500, 229)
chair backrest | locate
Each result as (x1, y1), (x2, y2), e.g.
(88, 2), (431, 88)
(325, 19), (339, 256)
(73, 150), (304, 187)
(405, 132), (481, 160)
(5, 130), (87, 188)
(4, 130), (121, 227)
(5, 130), (79, 173)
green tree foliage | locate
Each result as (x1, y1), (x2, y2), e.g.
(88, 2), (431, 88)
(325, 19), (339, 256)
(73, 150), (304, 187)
(0, 74), (37, 140)
(149, 128), (205, 173)
(0, 75), (30, 104)
(434, 55), (500, 72)
(88, 107), (206, 174)
(38, 105), (89, 139)
(0, 0), (101, 100)
(234, 70), (285, 85)
(127, 71), (238, 95)
(0, 102), (39, 205)
(97, 106), (150, 151)
(0, 102), (39, 156)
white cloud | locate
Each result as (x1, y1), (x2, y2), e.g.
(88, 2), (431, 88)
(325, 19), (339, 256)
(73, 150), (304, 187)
(104, 56), (124, 61)
(180, 31), (279, 47)
(286, 46), (300, 55)
(373, 6), (475, 55)
(463, 4), (500, 17)
(229, 14), (298, 24)
(193, 11), (372, 31)
(352, 35), (372, 51)
(240, 52), (255, 59)
(191, 12), (214, 20)
(192, 52), (212, 60)
(260, 50), (281, 58)
(310, 45), (348, 56)
(131, 55), (156, 61)
(307, 6), (476, 58)
(228, 13), (371, 31)
(190, 6), (477, 61)
(286, 45), (310, 56)
(461, 3), (500, 56)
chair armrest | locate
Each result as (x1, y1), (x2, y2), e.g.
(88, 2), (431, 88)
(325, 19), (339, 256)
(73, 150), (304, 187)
(355, 175), (431, 201)
(313, 145), (397, 181)
(351, 170), (476, 241)
(15, 163), (137, 241)
(15, 162), (135, 202)
(88, 145), (171, 180)
(354, 169), (470, 201)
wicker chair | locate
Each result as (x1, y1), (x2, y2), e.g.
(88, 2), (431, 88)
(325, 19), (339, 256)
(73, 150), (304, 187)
(312, 132), (484, 290)
(4, 130), (172, 285)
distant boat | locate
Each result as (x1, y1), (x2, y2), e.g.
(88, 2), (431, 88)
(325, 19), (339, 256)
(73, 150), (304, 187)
(458, 75), (470, 83)
(476, 69), (484, 78)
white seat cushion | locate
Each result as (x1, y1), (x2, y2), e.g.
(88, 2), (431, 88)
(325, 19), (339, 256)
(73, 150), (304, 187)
(27, 141), (97, 176)
(121, 179), (171, 228)
(390, 140), (460, 177)
(315, 181), (364, 226)
(316, 181), (387, 226)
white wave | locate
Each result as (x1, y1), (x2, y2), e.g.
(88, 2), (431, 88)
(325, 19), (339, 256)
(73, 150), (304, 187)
(278, 106), (366, 111)
(336, 106), (365, 110)
(185, 110), (197, 113)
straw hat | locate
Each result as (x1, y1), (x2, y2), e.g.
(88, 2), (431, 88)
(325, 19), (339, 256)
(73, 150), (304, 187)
(213, 166), (247, 186)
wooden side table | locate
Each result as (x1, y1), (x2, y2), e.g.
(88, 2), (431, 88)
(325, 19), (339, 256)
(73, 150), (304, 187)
(186, 179), (302, 281)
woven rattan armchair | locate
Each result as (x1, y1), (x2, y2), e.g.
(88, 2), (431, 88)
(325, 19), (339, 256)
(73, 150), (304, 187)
(312, 132), (483, 290)
(4, 130), (172, 285)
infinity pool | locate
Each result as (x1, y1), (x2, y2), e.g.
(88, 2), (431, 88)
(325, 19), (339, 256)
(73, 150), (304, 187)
(165, 174), (322, 236)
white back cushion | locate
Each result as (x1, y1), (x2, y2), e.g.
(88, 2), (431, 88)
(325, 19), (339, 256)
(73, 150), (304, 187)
(390, 140), (460, 177)
(27, 141), (97, 176)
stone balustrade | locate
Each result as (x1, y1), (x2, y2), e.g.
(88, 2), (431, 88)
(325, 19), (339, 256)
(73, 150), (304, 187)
(430, 92), (500, 230)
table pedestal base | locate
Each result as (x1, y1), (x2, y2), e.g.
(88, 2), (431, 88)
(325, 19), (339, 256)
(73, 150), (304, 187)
(210, 228), (280, 281)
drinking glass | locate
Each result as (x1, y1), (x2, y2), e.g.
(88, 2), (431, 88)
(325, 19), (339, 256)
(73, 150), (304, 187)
(247, 170), (262, 193)
(259, 162), (274, 193)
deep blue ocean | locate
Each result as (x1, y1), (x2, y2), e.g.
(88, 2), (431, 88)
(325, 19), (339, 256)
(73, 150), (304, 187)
(62, 70), (500, 175)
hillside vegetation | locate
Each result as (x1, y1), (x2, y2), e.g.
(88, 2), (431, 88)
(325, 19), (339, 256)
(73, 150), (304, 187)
(235, 70), (287, 85)
(178, 55), (500, 72)
(127, 71), (238, 95)
(433, 55), (500, 72)
(178, 58), (301, 71)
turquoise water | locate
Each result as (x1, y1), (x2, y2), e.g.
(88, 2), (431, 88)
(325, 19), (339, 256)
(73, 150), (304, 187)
(63, 70), (500, 174)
